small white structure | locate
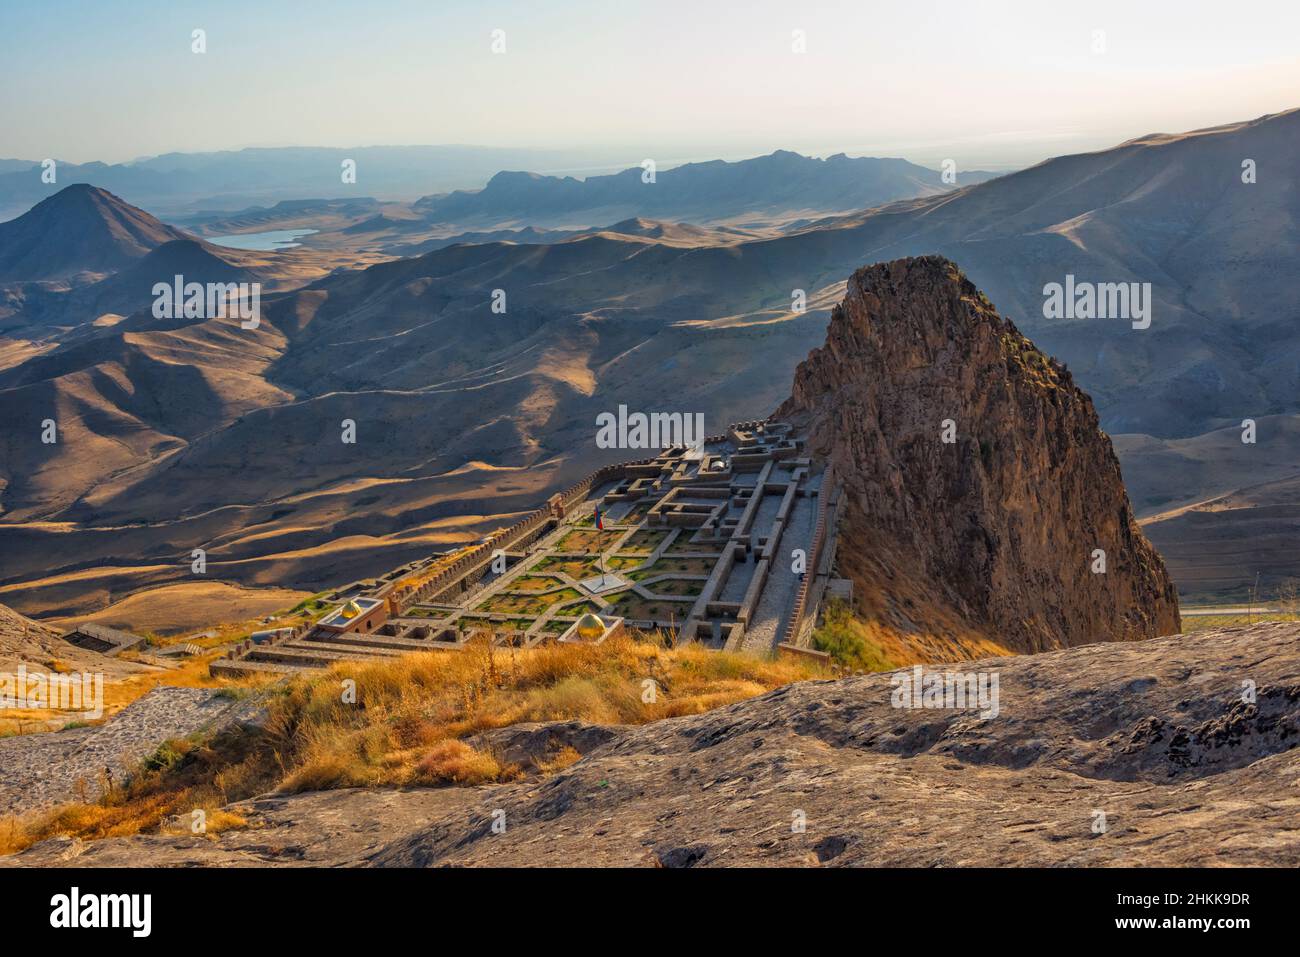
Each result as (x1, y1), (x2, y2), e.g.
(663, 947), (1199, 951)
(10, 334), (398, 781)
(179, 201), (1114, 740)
(578, 570), (631, 595)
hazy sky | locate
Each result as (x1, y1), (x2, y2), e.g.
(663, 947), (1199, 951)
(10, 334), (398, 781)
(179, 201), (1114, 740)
(2, 0), (1297, 169)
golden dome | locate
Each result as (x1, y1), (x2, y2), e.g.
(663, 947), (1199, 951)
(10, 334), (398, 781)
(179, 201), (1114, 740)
(574, 613), (605, 641)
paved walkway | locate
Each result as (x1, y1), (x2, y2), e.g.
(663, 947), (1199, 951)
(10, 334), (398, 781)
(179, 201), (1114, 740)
(743, 493), (817, 653)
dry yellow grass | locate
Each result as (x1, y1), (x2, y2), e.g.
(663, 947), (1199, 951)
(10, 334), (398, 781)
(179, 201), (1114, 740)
(0, 730), (266, 855)
(0, 632), (827, 854)
(810, 598), (1011, 670)
(275, 633), (819, 790)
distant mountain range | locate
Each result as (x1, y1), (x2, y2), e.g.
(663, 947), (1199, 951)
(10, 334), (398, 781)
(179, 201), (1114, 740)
(0, 146), (624, 220)
(0, 109), (1296, 621)
(166, 149), (997, 250)
(0, 146), (997, 224)
(412, 151), (999, 227)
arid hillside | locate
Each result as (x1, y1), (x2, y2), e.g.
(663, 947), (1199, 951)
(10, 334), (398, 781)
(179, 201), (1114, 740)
(1113, 420), (1300, 601)
(0, 600), (144, 675)
(0, 184), (188, 282)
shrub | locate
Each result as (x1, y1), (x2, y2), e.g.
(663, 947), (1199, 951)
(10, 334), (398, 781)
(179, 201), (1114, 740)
(812, 600), (899, 672)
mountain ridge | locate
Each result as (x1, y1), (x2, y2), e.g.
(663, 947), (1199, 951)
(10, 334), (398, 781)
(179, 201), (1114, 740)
(0, 110), (1296, 623)
(415, 149), (998, 226)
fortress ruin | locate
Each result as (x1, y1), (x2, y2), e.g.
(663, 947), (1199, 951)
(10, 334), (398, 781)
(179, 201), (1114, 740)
(214, 419), (845, 676)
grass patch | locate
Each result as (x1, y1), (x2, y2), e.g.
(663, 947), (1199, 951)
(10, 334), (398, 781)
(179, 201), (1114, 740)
(475, 588), (582, 616)
(535, 556), (601, 579)
(630, 557), (715, 578)
(812, 599), (903, 672)
(0, 633), (827, 855)
(665, 535), (725, 555)
(621, 529), (670, 554)
(605, 591), (689, 621)
(641, 578), (706, 598)
(287, 591), (333, 616)
(556, 530), (609, 554)
(511, 575), (564, 592)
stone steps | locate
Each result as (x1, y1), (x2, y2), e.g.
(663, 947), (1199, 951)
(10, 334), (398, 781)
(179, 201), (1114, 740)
(210, 658), (319, 678)
(322, 631), (461, 652)
(278, 639), (403, 658)
(244, 645), (392, 668)
(211, 632), (465, 678)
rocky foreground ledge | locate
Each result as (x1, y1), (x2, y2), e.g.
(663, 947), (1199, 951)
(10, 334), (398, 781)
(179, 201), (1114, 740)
(6, 622), (1298, 867)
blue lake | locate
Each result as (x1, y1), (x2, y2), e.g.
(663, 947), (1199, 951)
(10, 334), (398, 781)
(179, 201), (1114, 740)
(208, 228), (319, 251)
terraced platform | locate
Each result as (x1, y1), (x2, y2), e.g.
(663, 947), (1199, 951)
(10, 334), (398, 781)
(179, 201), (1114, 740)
(215, 420), (841, 676)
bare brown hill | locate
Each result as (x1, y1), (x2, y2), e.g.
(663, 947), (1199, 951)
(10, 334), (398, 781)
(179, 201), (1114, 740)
(0, 185), (189, 282)
(778, 257), (1180, 653)
(1, 239), (267, 337)
(1113, 417), (1300, 601)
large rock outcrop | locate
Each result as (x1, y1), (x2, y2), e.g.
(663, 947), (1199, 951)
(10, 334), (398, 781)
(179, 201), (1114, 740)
(776, 256), (1179, 654)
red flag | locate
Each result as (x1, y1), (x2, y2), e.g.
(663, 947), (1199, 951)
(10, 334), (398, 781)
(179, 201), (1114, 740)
(594, 506), (603, 530)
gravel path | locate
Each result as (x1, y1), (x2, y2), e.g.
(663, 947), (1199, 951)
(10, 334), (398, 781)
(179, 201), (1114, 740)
(0, 687), (264, 814)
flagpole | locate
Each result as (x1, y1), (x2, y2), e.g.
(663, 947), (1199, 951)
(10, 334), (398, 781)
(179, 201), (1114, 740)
(595, 505), (607, 588)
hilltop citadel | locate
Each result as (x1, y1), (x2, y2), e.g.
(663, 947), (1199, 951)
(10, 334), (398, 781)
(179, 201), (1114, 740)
(213, 419), (845, 676)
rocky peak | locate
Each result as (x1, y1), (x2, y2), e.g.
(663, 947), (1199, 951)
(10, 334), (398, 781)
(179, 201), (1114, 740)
(777, 255), (1180, 656)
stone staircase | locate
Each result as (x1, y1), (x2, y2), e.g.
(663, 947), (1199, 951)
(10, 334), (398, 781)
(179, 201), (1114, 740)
(210, 626), (464, 678)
